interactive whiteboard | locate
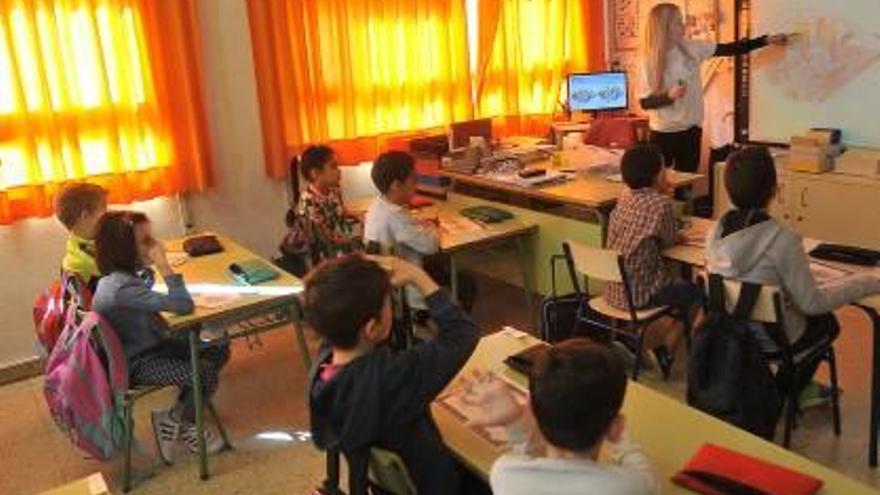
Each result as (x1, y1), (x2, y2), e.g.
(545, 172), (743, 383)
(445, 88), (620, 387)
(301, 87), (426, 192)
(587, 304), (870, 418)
(749, 0), (880, 147)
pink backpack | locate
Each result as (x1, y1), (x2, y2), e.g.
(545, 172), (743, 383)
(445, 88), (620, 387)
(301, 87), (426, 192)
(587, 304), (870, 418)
(33, 273), (93, 357)
(44, 307), (129, 461)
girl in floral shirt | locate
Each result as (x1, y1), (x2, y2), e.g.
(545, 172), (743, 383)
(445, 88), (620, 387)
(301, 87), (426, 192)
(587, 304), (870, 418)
(281, 146), (361, 274)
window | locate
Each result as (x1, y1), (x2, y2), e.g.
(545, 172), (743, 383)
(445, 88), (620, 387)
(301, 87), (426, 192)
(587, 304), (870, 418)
(0, 0), (212, 224)
(0, 3), (167, 190)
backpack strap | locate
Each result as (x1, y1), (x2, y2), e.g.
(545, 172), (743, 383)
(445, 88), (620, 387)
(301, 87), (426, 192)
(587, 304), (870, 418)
(731, 282), (762, 321)
(707, 274), (727, 314)
(708, 273), (762, 320)
(84, 313), (130, 393)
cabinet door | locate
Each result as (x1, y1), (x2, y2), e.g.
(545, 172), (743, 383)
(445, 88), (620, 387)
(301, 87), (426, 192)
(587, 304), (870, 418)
(790, 176), (880, 249)
(770, 178), (795, 227)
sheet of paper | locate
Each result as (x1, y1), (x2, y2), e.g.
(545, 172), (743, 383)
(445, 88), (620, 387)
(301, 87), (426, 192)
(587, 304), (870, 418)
(193, 293), (242, 309)
(563, 146), (623, 171)
(680, 221), (713, 248)
(810, 261), (853, 286)
(440, 217), (485, 235)
(166, 251), (189, 267)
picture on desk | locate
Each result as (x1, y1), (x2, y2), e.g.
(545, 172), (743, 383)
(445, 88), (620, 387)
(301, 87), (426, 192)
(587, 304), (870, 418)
(809, 261), (854, 286)
(437, 371), (529, 449)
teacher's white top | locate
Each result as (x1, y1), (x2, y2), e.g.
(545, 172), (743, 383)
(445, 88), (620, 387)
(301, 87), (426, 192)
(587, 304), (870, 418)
(638, 39), (716, 133)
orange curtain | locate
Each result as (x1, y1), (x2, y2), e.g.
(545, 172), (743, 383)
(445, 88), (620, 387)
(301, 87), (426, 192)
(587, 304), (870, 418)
(247, 0), (473, 179)
(0, 0), (212, 225)
(476, 0), (604, 137)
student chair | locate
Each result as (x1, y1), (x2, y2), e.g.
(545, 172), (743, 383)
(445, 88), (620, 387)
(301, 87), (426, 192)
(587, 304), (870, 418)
(562, 240), (693, 381)
(114, 336), (231, 493)
(320, 446), (416, 495)
(710, 277), (841, 448)
(364, 243), (417, 350)
(120, 384), (229, 492)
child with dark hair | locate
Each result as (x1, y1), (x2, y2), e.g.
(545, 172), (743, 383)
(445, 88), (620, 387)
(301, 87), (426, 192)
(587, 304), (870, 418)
(55, 182), (108, 291)
(470, 339), (658, 494)
(708, 146), (880, 396)
(364, 150), (438, 258)
(91, 211), (229, 464)
(280, 145), (360, 276)
(305, 255), (479, 494)
(364, 150), (477, 312)
(604, 144), (702, 377)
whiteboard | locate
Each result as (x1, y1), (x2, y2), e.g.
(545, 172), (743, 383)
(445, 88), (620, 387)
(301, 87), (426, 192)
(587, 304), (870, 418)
(749, 0), (880, 147)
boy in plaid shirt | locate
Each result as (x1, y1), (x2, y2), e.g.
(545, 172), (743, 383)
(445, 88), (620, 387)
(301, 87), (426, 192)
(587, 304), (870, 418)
(604, 144), (702, 377)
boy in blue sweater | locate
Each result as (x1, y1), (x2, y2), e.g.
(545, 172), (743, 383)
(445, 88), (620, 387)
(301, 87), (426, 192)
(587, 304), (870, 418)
(305, 255), (479, 494)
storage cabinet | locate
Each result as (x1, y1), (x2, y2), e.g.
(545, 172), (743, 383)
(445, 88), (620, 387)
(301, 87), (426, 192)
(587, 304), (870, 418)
(715, 162), (880, 250)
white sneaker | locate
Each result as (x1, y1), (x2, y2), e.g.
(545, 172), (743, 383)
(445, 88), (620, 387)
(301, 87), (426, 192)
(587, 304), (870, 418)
(180, 423), (226, 456)
(150, 409), (180, 465)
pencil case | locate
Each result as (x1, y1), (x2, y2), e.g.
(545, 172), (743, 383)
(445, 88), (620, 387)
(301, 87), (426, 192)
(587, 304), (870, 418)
(672, 443), (823, 495)
(183, 235), (223, 257)
(228, 259), (280, 285)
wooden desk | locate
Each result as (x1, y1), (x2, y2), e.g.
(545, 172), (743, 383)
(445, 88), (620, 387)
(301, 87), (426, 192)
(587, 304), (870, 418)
(350, 195), (538, 308)
(38, 473), (109, 495)
(663, 219), (880, 468)
(160, 234), (306, 481)
(441, 164), (701, 237)
(432, 331), (877, 493)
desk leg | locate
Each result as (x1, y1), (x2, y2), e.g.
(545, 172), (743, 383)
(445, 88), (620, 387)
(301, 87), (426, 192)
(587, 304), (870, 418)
(450, 254), (459, 302)
(188, 329), (209, 480)
(594, 208), (609, 248)
(291, 301), (312, 371)
(869, 308), (880, 467)
(515, 237), (534, 321)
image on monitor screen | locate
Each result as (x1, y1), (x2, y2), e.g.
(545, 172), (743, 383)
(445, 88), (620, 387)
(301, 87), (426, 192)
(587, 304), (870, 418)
(567, 72), (628, 112)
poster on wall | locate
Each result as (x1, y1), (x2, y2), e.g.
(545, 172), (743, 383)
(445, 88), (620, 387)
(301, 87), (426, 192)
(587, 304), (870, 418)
(613, 0), (718, 53)
(613, 0), (641, 51)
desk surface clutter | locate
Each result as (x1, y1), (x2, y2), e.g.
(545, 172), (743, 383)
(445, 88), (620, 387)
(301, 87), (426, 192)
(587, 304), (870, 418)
(432, 330), (877, 494)
(442, 162), (701, 209)
(349, 194), (538, 254)
(159, 234), (303, 331)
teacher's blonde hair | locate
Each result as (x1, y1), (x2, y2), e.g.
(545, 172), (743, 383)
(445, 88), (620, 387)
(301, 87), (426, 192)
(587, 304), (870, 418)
(642, 3), (694, 94)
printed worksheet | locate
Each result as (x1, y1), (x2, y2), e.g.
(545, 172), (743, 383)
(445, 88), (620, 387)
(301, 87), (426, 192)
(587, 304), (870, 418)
(436, 372), (529, 448)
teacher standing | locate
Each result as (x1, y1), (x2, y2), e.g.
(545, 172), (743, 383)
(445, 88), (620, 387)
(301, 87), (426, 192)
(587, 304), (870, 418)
(638, 3), (790, 174)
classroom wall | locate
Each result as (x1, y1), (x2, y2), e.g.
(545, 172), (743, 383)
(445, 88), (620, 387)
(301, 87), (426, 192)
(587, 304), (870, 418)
(0, 197), (186, 370)
(183, 0), (289, 258)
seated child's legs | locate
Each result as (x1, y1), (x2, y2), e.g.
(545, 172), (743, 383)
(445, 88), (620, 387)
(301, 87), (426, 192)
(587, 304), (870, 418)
(645, 279), (703, 311)
(791, 314), (841, 396)
(129, 340), (230, 423)
(792, 314), (840, 355)
(422, 254), (478, 312)
(642, 279), (703, 374)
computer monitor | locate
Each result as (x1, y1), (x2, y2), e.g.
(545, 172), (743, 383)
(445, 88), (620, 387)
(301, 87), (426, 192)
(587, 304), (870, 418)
(450, 118), (493, 150)
(567, 72), (628, 113)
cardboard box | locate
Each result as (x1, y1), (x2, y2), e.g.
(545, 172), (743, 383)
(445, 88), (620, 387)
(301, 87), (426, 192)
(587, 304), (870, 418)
(786, 150), (833, 173)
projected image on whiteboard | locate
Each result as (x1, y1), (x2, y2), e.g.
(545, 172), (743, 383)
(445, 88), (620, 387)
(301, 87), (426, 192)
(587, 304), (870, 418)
(750, 1), (880, 147)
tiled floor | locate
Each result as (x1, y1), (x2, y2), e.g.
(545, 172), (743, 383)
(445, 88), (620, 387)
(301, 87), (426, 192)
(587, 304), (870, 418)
(3, 276), (880, 494)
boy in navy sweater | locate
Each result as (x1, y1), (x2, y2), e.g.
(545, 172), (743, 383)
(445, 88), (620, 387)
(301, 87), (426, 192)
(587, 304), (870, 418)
(304, 255), (479, 494)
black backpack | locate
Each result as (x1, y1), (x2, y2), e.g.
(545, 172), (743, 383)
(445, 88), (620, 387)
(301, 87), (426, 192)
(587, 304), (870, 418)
(687, 274), (783, 439)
